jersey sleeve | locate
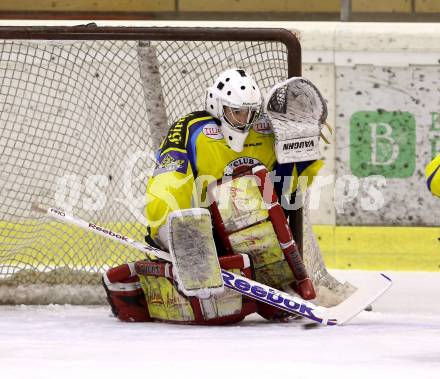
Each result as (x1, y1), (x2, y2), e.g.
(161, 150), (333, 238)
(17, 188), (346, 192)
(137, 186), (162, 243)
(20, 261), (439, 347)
(273, 159), (324, 197)
(146, 156), (195, 242)
(293, 159), (324, 191)
(146, 116), (196, 243)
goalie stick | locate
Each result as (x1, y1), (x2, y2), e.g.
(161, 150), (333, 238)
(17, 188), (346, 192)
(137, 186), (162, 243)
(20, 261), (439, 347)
(31, 204), (392, 326)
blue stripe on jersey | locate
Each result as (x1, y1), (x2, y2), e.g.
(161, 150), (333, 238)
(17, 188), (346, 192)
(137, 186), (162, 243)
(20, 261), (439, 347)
(295, 160), (315, 176)
(427, 163), (440, 191)
(273, 162), (295, 199)
(187, 119), (217, 177)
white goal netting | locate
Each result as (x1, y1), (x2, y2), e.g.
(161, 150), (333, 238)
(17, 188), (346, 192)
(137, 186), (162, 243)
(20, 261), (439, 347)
(0, 26), (353, 304)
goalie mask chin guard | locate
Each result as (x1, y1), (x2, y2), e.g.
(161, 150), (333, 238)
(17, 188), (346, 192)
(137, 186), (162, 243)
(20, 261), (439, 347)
(205, 68), (263, 152)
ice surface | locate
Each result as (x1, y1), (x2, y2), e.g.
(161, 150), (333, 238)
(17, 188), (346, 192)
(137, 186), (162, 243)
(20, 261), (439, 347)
(1, 270), (439, 379)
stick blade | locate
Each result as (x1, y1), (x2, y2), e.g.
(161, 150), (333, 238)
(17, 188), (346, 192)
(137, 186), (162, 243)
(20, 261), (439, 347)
(326, 273), (392, 325)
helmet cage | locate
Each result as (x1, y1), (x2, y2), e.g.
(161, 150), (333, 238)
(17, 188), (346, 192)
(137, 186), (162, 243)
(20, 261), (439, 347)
(222, 105), (262, 133)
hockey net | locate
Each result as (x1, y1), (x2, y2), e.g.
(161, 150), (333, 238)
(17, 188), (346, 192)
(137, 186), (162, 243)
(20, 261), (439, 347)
(0, 25), (353, 305)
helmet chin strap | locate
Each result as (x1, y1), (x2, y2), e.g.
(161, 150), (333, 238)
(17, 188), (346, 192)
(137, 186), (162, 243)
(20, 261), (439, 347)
(220, 120), (249, 152)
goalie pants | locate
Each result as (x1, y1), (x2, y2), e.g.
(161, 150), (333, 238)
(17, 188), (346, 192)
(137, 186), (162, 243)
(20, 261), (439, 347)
(103, 254), (256, 325)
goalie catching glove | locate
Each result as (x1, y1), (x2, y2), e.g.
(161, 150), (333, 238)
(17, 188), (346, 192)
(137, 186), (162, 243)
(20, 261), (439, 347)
(264, 77), (332, 164)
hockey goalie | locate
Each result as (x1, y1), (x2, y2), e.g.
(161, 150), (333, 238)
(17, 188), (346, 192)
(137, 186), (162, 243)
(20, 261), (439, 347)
(103, 69), (338, 324)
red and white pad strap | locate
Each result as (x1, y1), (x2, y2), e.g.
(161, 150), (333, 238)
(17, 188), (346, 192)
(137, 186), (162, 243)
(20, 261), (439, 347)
(251, 165), (315, 299)
(103, 262), (141, 291)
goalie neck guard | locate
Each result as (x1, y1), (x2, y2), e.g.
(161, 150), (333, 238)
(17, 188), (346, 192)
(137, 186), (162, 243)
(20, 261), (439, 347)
(205, 68), (262, 152)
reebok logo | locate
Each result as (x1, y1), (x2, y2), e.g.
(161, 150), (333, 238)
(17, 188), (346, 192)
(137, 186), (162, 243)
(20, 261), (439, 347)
(89, 223), (128, 241)
(221, 270), (329, 324)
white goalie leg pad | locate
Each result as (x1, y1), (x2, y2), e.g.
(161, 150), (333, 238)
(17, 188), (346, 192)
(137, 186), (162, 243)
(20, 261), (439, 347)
(167, 208), (224, 299)
(264, 77), (327, 164)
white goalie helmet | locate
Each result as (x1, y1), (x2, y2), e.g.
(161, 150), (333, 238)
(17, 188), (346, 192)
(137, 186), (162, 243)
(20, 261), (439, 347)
(205, 69), (263, 152)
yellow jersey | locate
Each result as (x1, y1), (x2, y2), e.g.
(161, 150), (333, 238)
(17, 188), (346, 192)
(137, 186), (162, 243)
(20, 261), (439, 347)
(426, 154), (440, 197)
(146, 111), (323, 241)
